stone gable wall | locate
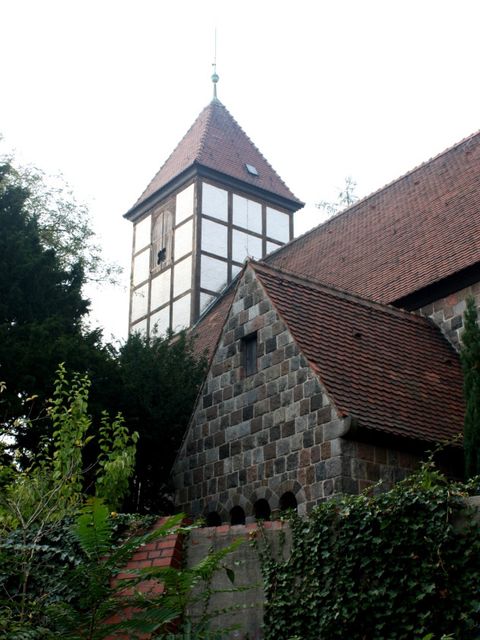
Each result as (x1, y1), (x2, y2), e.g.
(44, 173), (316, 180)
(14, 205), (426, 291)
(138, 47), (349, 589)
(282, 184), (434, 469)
(173, 268), (418, 520)
(419, 281), (480, 349)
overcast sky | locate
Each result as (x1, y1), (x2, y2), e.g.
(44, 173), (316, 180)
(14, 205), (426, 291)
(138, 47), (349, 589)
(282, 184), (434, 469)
(2, 0), (479, 341)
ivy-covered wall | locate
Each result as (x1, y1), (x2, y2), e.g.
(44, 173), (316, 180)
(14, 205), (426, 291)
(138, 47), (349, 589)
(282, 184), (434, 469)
(256, 464), (480, 640)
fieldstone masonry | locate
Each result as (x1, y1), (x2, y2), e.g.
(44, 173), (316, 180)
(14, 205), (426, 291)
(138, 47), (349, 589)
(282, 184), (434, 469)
(419, 281), (480, 349)
(173, 267), (419, 521)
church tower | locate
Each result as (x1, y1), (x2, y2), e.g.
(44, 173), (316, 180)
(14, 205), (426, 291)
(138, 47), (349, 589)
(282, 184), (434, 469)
(124, 97), (303, 336)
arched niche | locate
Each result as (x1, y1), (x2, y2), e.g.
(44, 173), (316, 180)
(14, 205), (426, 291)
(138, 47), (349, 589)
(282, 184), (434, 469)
(230, 505), (246, 525)
(205, 511), (222, 527)
(254, 498), (271, 521)
(279, 491), (298, 512)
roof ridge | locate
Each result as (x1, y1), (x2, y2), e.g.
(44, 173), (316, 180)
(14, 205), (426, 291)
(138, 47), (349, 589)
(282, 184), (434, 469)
(131, 103), (210, 209)
(196, 99), (217, 161)
(201, 101), (300, 202)
(269, 128), (480, 260)
(251, 260), (432, 327)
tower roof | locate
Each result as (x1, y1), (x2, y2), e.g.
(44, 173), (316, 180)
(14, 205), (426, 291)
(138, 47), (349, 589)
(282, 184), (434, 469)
(127, 99), (303, 218)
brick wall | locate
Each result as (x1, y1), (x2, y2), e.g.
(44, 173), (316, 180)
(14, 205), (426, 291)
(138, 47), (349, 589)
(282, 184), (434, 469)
(418, 281), (480, 349)
(173, 267), (419, 520)
(105, 517), (184, 639)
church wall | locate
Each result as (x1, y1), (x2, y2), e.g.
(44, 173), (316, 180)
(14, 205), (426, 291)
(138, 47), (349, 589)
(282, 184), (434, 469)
(418, 280), (480, 349)
(343, 440), (420, 493)
(172, 268), (419, 521)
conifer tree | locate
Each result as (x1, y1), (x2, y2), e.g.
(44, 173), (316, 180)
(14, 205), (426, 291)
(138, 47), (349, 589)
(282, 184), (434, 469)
(460, 295), (480, 478)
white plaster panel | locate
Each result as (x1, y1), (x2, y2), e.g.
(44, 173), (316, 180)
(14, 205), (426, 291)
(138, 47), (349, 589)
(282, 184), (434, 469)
(175, 219), (193, 260)
(132, 249), (150, 286)
(130, 318), (148, 336)
(131, 283), (149, 321)
(172, 294), (191, 331)
(176, 183), (194, 225)
(200, 292), (215, 313)
(134, 216), (151, 253)
(232, 195), (262, 233)
(200, 255), (228, 292)
(266, 241), (282, 255)
(173, 256), (192, 298)
(150, 268), (171, 311)
(201, 218), (228, 258)
(231, 264), (242, 279)
(202, 183), (228, 221)
(150, 305), (170, 337)
(266, 207), (290, 243)
(232, 230), (263, 263)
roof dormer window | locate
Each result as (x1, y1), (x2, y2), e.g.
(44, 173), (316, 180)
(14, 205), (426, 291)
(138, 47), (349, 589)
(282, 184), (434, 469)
(245, 163), (259, 176)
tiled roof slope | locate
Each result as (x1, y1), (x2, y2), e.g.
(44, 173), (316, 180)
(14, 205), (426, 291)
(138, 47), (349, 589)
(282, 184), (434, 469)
(253, 262), (464, 444)
(133, 99), (302, 209)
(269, 131), (480, 304)
(192, 288), (237, 359)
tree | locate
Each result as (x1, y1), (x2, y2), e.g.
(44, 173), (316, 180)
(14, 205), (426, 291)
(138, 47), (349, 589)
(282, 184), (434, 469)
(117, 331), (207, 513)
(1, 157), (207, 511)
(0, 151), (121, 284)
(0, 162), (119, 465)
(460, 295), (480, 478)
(316, 176), (358, 219)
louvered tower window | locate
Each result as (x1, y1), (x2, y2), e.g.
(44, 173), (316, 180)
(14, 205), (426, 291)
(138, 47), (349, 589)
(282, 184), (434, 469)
(151, 205), (173, 272)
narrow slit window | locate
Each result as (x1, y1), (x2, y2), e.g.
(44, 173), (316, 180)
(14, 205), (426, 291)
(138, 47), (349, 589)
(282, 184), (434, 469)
(243, 333), (257, 377)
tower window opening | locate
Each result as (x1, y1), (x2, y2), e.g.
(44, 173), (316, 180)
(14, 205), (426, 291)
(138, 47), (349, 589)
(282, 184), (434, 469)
(254, 498), (271, 521)
(151, 206), (173, 272)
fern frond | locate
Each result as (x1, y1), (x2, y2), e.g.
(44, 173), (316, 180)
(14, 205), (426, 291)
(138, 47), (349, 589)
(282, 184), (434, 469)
(73, 497), (112, 559)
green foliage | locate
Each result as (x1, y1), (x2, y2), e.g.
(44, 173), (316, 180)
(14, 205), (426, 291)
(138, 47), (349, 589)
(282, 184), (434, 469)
(49, 365), (93, 504)
(0, 152), (120, 283)
(74, 498), (112, 561)
(0, 160), (206, 510)
(96, 412), (139, 511)
(0, 161), (119, 467)
(117, 331), (207, 513)
(461, 295), (480, 478)
(14, 504), (239, 640)
(256, 462), (480, 640)
(0, 367), (138, 632)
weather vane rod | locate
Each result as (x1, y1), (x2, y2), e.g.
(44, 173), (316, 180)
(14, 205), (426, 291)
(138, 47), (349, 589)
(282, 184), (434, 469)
(211, 28), (219, 99)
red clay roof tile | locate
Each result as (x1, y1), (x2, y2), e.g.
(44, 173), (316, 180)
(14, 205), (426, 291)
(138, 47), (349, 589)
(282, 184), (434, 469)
(252, 262), (464, 444)
(132, 99), (302, 210)
(191, 287), (237, 359)
(269, 131), (480, 304)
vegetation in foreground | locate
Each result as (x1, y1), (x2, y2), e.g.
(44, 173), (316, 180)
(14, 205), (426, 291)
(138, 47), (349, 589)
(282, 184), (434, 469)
(256, 459), (480, 640)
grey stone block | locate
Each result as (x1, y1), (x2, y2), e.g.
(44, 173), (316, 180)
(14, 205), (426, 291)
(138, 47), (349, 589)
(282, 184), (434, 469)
(325, 456), (342, 478)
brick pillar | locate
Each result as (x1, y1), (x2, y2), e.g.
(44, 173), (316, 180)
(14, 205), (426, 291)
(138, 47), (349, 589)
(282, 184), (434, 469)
(104, 517), (185, 639)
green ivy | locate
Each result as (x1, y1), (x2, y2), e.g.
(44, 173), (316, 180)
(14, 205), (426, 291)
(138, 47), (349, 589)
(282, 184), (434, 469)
(256, 462), (480, 640)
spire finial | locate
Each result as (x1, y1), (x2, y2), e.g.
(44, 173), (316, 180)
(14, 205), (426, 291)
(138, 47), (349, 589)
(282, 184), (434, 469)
(211, 28), (219, 99)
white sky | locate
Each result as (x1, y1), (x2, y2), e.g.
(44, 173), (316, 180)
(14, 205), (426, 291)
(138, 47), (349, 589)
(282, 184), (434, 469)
(1, 0), (479, 341)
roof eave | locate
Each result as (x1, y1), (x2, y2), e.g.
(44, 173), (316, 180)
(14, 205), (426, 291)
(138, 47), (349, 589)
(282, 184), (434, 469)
(392, 261), (480, 311)
(124, 163), (304, 222)
(348, 418), (463, 450)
